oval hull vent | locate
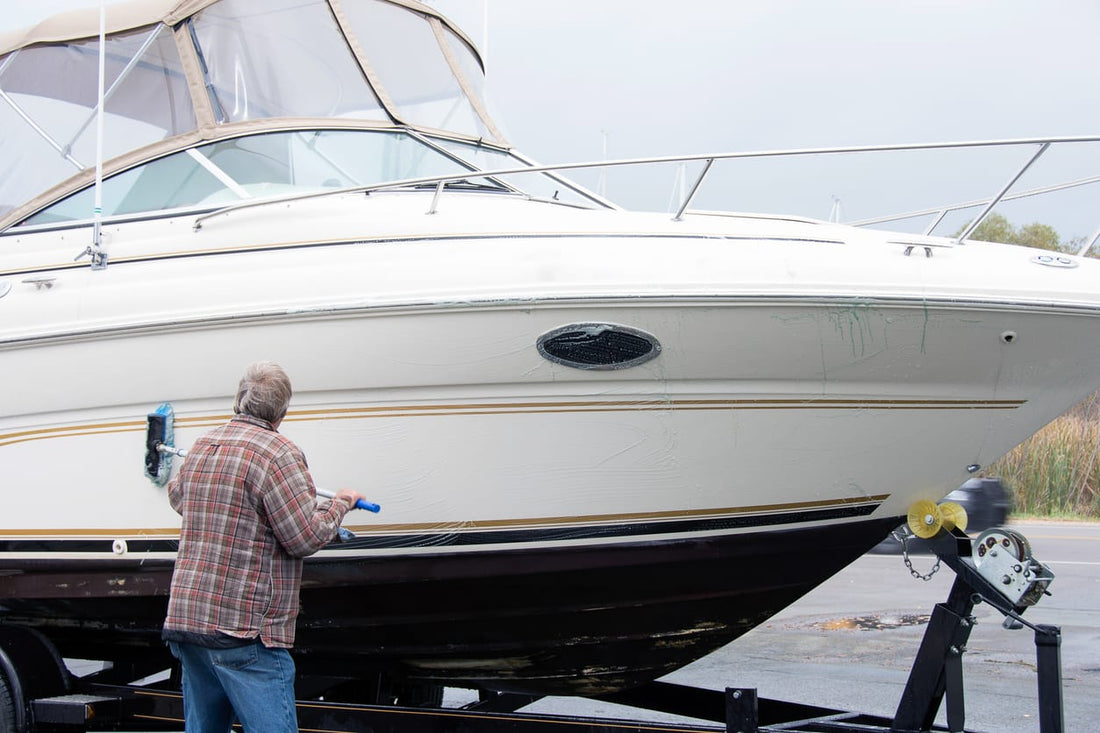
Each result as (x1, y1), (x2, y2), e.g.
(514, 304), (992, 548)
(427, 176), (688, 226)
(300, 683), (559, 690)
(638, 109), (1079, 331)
(537, 323), (661, 370)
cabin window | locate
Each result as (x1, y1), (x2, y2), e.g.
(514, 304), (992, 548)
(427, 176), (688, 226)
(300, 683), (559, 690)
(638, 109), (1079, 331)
(537, 324), (663, 370)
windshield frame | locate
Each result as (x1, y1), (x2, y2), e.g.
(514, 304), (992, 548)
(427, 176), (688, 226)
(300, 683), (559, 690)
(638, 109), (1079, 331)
(4, 127), (607, 234)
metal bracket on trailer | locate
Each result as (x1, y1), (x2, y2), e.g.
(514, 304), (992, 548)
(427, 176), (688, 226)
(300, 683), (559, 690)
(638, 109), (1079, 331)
(891, 526), (1062, 733)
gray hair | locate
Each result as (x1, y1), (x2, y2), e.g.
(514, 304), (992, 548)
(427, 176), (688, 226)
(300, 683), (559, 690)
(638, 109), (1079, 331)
(234, 361), (292, 424)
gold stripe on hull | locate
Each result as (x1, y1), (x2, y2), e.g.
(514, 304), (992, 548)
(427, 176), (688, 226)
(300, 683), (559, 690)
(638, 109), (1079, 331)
(0, 494), (889, 541)
(0, 398), (1025, 448)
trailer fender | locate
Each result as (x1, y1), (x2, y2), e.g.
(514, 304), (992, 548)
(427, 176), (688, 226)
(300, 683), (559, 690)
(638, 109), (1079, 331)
(0, 628), (71, 733)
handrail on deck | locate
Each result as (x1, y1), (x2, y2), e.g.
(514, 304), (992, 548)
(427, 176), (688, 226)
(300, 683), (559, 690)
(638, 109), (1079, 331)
(849, 174), (1100, 228)
(176, 134), (1100, 253)
(953, 142), (1051, 245)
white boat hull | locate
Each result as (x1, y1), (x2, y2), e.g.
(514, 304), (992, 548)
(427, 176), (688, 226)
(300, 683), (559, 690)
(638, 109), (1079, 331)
(5, 203), (1099, 545)
(4, 198), (1100, 691)
(5, 291), (1097, 546)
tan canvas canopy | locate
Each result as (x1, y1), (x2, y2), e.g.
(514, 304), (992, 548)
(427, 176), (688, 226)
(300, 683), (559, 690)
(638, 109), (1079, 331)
(0, 0), (479, 62)
(0, 1), (197, 55)
(0, 0), (502, 228)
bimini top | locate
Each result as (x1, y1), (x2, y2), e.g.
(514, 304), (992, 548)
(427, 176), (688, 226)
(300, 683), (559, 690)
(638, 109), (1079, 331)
(0, 0), (506, 228)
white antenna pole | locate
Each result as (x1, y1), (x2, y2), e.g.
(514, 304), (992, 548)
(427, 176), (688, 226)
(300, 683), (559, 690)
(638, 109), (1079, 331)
(91, 0), (107, 268)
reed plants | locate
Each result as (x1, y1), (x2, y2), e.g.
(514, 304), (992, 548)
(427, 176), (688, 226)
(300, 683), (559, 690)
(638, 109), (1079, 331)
(989, 391), (1100, 518)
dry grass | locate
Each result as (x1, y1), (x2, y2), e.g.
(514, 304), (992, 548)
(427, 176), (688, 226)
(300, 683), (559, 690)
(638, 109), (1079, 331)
(989, 391), (1100, 517)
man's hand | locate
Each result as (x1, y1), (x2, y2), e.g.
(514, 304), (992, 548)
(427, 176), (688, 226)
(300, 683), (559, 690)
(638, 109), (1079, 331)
(334, 489), (366, 510)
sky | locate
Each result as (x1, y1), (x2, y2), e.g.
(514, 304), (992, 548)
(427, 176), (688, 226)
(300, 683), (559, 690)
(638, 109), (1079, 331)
(431, 0), (1100, 240)
(6, 0), (1100, 239)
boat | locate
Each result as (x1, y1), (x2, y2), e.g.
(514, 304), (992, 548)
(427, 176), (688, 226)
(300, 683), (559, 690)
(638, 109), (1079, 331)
(2, 0), (1099, 700)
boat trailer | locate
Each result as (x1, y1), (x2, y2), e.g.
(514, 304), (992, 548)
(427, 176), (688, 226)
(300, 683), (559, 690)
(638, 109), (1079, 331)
(1, 525), (1062, 733)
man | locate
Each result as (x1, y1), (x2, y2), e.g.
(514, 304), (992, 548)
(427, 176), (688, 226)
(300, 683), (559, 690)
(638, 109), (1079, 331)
(163, 361), (365, 732)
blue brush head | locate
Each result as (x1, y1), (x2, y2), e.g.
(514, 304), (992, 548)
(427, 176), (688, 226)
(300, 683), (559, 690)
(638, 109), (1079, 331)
(144, 402), (175, 486)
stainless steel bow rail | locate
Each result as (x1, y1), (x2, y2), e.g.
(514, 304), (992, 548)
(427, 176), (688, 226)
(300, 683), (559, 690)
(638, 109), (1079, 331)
(187, 134), (1100, 259)
(0, 524), (1062, 733)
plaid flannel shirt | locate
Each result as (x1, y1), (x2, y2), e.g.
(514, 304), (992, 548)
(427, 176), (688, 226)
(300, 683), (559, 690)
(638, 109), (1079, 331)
(163, 414), (349, 647)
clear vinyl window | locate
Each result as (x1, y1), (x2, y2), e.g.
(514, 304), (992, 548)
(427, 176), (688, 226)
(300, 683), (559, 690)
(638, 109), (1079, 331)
(0, 24), (193, 220)
(22, 129), (512, 225)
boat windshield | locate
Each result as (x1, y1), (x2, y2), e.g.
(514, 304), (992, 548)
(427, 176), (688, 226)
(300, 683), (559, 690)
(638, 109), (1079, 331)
(0, 0), (508, 227)
(20, 129), (524, 226)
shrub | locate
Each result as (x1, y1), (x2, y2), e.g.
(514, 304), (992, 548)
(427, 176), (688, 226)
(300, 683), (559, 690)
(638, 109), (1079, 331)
(990, 391), (1100, 517)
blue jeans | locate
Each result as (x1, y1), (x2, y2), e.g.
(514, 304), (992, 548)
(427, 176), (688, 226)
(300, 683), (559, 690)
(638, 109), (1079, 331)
(167, 640), (298, 733)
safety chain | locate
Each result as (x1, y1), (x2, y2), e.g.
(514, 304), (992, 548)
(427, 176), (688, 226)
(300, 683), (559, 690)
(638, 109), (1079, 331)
(894, 529), (941, 581)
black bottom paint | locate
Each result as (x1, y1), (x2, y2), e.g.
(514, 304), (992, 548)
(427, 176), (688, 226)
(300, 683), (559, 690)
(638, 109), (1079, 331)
(0, 517), (901, 695)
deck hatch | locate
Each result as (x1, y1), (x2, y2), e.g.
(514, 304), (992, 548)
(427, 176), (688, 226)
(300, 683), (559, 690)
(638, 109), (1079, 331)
(537, 323), (661, 370)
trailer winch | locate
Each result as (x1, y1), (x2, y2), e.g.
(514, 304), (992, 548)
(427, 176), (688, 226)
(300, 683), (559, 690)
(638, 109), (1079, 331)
(972, 527), (1054, 607)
